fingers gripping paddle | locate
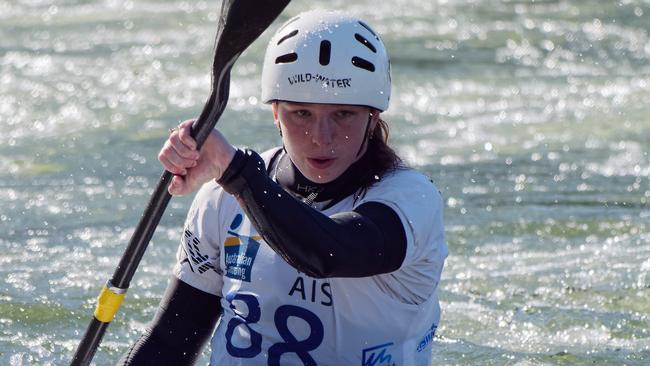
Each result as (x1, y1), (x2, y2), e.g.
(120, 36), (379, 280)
(69, 1), (291, 365)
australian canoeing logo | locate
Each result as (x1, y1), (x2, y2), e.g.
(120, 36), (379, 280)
(224, 214), (261, 282)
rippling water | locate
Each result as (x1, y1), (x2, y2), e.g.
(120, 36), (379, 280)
(1, 0), (649, 365)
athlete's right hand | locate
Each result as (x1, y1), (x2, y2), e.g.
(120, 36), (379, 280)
(159, 119), (236, 196)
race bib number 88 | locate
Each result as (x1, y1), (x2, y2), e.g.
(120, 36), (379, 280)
(225, 292), (324, 365)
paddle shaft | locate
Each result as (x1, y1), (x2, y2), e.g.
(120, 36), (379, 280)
(113, 71), (231, 290)
(69, 67), (232, 366)
(69, 0), (291, 363)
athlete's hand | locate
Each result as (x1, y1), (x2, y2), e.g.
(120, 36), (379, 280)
(159, 119), (236, 196)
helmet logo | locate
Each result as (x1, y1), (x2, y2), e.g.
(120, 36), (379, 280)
(287, 73), (352, 89)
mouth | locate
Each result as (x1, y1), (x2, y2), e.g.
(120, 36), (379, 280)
(307, 157), (335, 169)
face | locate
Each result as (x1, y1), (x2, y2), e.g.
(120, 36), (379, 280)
(273, 101), (378, 184)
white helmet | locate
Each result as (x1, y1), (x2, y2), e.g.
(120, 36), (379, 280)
(261, 9), (391, 111)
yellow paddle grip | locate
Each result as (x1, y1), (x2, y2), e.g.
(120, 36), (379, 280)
(94, 284), (126, 323)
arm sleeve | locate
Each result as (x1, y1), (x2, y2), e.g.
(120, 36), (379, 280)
(217, 149), (407, 278)
(117, 277), (221, 366)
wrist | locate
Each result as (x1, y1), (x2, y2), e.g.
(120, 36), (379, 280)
(217, 149), (266, 196)
(211, 144), (236, 181)
(216, 149), (247, 192)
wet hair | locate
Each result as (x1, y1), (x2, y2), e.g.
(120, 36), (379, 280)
(357, 116), (404, 191)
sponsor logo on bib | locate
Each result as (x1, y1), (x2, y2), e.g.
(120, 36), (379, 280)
(224, 214), (261, 282)
(362, 342), (395, 366)
(182, 229), (217, 274)
(416, 323), (438, 352)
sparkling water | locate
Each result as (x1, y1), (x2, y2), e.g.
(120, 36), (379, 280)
(1, 0), (649, 364)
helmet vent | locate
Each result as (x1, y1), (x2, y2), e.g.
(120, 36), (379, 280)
(354, 33), (377, 53)
(319, 40), (331, 66)
(277, 29), (299, 45)
(275, 53), (298, 64)
(357, 21), (378, 39)
(351, 56), (375, 72)
(276, 16), (300, 34)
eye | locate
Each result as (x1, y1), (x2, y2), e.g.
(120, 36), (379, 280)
(335, 110), (357, 119)
(294, 109), (311, 118)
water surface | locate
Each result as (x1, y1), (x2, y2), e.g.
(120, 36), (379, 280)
(1, 0), (649, 364)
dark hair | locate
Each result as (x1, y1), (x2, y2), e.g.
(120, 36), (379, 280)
(357, 117), (404, 191)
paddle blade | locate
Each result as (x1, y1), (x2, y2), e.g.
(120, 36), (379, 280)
(191, 0), (291, 147)
(212, 0), (292, 74)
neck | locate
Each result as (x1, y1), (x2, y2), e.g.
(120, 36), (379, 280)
(274, 149), (372, 206)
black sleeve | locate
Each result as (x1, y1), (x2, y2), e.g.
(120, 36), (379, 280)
(117, 277), (221, 366)
(217, 149), (407, 278)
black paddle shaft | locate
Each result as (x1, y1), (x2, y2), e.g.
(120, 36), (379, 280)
(69, 1), (291, 365)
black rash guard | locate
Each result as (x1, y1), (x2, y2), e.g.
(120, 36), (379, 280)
(117, 277), (220, 366)
(217, 148), (407, 278)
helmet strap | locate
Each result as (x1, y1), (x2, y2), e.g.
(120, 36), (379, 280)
(355, 112), (374, 158)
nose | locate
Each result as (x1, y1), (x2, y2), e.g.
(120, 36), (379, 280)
(310, 116), (334, 147)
